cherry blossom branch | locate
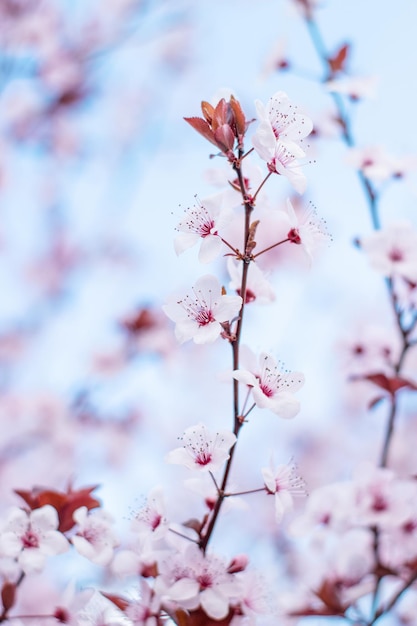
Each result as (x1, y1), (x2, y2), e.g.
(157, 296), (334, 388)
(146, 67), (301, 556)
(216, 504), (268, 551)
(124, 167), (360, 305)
(299, 9), (416, 625)
(304, 15), (380, 231)
(373, 570), (417, 623)
(199, 152), (255, 552)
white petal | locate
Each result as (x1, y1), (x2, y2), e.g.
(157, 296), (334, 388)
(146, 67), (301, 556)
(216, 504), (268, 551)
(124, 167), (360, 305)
(198, 235), (223, 263)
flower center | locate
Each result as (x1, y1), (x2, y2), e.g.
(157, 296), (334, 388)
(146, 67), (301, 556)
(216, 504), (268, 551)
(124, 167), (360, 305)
(195, 307), (215, 326)
(22, 529), (39, 549)
(388, 247), (404, 262)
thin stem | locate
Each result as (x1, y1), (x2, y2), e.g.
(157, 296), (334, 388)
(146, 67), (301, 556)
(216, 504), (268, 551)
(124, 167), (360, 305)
(304, 16), (380, 230)
(252, 171), (273, 203)
(168, 528), (199, 544)
(199, 151), (255, 552)
(373, 570), (417, 622)
(253, 237), (290, 259)
(225, 487), (266, 497)
(219, 236), (241, 256)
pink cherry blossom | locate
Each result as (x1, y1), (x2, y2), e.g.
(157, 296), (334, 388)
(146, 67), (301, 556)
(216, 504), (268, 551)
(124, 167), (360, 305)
(0, 505), (69, 573)
(252, 91), (312, 194)
(72, 507), (119, 566)
(351, 463), (417, 529)
(253, 137), (308, 194)
(174, 195), (234, 263)
(227, 258), (275, 304)
(283, 198), (330, 262)
(262, 459), (307, 522)
(132, 487), (169, 540)
(162, 274), (242, 344)
(166, 423), (236, 472)
(125, 580), (161, 626)
(253, 91), (313, 146)
(360, 221), (417, 282)
(156, 544), (240, 620)
(326, 75), (379, 100)
(233, 351), (304, 418)
(345, 145), (417, 183)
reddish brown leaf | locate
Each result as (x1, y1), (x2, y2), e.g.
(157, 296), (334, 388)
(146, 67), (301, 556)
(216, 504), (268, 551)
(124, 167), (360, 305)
(1, 582), (16, 613)
(328, 43), (350, 74)
(229, 96), (246, 136)
(182, 518), (204, 535)
(212, 98), (228, 130)
(314, 580), (347, 613)
(200, 100), (214, 123)
(101, 592), (130, 612)
(365, 373), (417, 395)
(351, 372), (417, 396)
(183, 117), (217, 148)
(213, 124), (235, 152)
(120, 308), (156, 335)
(14, 485), (101, 533)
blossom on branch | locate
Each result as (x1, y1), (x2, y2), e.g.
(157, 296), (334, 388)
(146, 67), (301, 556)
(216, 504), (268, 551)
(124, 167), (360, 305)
(360, 221), (417, 282)
(233, 351), (304, 418)
(284, 198), (330, 262)
(155, 544), (240, 620)
(262, 459), (307, 522)
(166, 423), (236, 472)
(252, 91), (313, 194)
(162, 274), (242, 344)
(253, 91), (313, 146)
(0, 505), (69, 573)
(174, 195), (234, 263)
(227, 258), (275, 304)
(71, 507), (119, 566)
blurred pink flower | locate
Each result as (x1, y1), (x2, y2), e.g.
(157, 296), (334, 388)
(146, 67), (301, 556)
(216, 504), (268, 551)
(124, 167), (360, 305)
(0, 505), (69, 573)
(361, 221), (417, 282)
(72, 507), (118, 566)
(262, 459), (307, 522)
(156, 544), (239, 620)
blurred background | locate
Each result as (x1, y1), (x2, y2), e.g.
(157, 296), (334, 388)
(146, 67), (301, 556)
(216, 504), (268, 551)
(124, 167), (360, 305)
(1, 0), (417, 593)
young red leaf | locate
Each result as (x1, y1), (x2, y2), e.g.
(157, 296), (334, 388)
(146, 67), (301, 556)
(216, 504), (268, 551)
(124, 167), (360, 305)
(101, 592), (130, 612)
(328, 43), (350, 74)
(184, 117), (217, 147)
(1, 582), (16, 614)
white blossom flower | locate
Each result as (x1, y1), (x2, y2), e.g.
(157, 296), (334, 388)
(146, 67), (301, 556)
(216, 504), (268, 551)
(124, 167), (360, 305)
(253, 137), (308, 194)
(253, 91), (313, 146)
(252, 91), (312, 194)
(325, 75), (379, 100)
(132, 487), (169, 540)
(174, 195), (234, 263)
(227, 258), (275, 304)
(360, 221), (417, 282)
(262, 459), (307, 522)
(233, 351), (304, 418)
(72, 507), (119, 566)
(0, 505), (69, 574)
(345, 145), (417, 183)
(125, 580), (161, 626)
(283, 198), (330, 262)
(162, 274), (242, 344)
(166, 423), (236, 472)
